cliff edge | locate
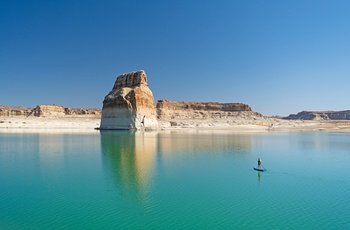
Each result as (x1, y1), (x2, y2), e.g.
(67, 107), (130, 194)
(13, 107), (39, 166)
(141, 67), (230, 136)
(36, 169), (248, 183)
(157, 100), (260, 119)
(0, 105), (101, 117)
(156, 100), (263, 128)
(284, 110), (350, 120)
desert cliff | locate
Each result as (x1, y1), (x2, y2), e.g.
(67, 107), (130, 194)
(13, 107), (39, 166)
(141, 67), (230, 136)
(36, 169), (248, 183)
(100, 70), (158, 130)
(285, 110), (350, 120)
(157, 100), (260, 120)
(0, 106), (32, 116)
(155, 100), (266, 129)
(0, 105), (101, 117)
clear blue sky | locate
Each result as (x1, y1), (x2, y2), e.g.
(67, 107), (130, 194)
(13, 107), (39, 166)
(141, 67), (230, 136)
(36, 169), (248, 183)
(1, 0), (349, 116)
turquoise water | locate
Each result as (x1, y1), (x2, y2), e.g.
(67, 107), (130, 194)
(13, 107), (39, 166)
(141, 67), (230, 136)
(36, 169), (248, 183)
(1, 130), (349, 229)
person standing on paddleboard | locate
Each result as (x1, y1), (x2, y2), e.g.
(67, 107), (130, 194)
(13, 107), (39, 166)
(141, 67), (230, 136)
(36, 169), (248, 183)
(257, 158), (262, 169)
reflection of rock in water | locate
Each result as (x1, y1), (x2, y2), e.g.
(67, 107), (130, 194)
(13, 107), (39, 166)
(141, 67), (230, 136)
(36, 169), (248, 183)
(100, 131), (157, 197)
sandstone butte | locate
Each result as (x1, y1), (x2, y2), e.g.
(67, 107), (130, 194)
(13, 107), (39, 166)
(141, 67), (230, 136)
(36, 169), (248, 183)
(100, 70), (158, 130)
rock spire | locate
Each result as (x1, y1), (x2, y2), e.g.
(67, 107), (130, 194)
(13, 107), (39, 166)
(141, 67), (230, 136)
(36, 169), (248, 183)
(100, 70), (158, 130)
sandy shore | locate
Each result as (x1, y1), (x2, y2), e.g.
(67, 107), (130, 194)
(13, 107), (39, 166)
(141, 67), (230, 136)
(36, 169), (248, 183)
(1, 116), (350, 133)
(158, 118), (350, 132)
(0, 116), (101, 131)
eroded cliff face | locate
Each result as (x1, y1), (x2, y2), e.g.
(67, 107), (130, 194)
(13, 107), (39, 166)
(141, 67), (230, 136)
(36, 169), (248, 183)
(284, 110), (350, 120)
(100, 70), (158, 130)
(0, 105), (101, 117)
(32, 105), (66, 116)
(32, 105), (101, 117)
(0, 106), (32, 116)
(156, 100), (261, 120)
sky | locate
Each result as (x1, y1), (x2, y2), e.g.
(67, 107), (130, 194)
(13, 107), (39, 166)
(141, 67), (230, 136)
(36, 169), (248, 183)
(1, 0), (349, 116)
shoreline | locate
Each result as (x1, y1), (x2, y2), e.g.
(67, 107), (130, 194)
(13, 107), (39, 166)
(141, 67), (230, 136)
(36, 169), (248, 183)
(1, 116), (350, 133)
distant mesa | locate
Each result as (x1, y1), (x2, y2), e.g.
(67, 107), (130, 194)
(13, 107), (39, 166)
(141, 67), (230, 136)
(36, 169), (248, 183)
(157, 100), (253, 112)
(100, 70), (158, 130)
(0, 106), (32, 116)
(0, 105), (101, 117)
(156, 100), (260, 120)
(32, 105), (66, 116)
(284, 110), (350, 120)
(32, 105), (101, 117)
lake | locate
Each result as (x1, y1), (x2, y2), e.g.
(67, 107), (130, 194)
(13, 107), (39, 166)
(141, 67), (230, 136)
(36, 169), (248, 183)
(1, 130), (349, 229)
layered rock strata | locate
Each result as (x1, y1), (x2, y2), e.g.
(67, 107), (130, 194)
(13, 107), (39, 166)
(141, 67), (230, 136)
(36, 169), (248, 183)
(100, 70), (158, 130)
(0, 106), (32, 116)
(284, 110), (350, 120)
(156, 100), (264, 128)
(32, 105), (66, 116)
(0, 105), (101, 117)
(156, 100), (261, 120)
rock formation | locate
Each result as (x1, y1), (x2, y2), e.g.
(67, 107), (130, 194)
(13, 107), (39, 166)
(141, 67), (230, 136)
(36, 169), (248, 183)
(157, 100), (261, 120)
(0, 106), (32, 116)
(156, 100), (264, 128)
(0, 105), (101, 117)
(31, 105), (101, 117)
(100, 70), (158, 130)
(285, 110), (350, 120)
(32, 105), (66, 116)
(64, 107), (101, 115)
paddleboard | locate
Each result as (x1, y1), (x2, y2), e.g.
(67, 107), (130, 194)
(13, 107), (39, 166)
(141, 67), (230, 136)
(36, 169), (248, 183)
(254, 167), (266, 172)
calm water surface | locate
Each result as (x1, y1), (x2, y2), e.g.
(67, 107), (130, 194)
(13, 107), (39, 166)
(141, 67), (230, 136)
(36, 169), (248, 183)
(0, 130), (349, 229)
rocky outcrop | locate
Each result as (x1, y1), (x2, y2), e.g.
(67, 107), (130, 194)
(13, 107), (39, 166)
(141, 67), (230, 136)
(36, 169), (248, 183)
(100, 70), (158, 130)
(0, 105), (101, 117)
(157, 100), (261, 120)
(0, 106), (32, 116)
(157, 100), (252, 112)
(32, 105), (66, 116)
(32, 105), (101, 117)
(284, 110), (350, 120)
(64, 108), (101, 115)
